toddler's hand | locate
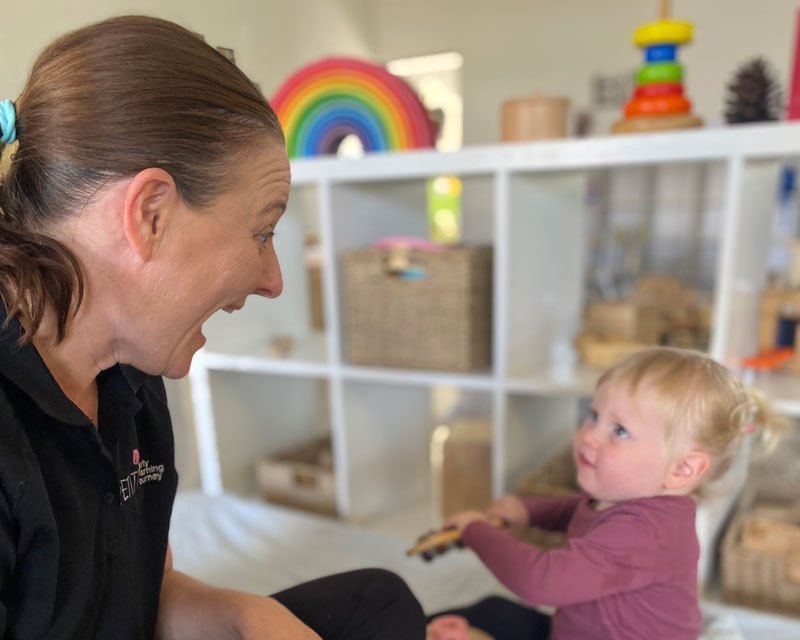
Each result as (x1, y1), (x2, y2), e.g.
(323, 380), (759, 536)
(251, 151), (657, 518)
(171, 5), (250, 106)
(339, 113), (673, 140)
(486, 495), (528, 536)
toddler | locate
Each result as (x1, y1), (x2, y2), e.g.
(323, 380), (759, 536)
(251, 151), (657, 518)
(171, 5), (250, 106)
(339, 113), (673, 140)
(438, 347), (785, 640)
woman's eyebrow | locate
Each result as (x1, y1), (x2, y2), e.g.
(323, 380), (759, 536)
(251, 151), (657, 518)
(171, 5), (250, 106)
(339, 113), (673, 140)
(257, 200), (287, 220)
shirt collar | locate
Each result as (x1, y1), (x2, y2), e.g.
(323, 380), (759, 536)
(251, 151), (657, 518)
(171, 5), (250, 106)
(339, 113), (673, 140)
(0, 304), (146, 425)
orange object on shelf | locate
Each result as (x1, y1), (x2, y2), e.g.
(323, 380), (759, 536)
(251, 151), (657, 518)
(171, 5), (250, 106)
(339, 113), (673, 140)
(742, 347), (795, 370)
(625, 94), (691, 117)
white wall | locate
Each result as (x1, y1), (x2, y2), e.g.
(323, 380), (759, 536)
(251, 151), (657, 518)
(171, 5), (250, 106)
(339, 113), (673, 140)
(355, 0), (800, 143)
(7, 1), (800, 154)
(1, 0), (374, 102)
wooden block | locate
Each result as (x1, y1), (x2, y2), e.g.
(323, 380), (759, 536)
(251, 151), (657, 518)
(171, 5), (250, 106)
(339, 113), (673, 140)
(575, 333), (647, 368)
(307, 263), (325, 332)
(757, 288), (800, 351)
(305, 236), (325, 332)
(441, 419), (492, 518)
(756, 288), (800, 372)
(583, 301), (666, 344)
(752, 503), (800, 521)
(632, 275), (685, 309)
(741, 516), (800, 556)
(757, 289), (782, 351)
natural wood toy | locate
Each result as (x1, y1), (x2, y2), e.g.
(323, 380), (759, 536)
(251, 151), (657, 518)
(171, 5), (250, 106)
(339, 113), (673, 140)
(407, 517), (506, 558)
(753, 287), (800, 373)
(612, 0), (703, 133)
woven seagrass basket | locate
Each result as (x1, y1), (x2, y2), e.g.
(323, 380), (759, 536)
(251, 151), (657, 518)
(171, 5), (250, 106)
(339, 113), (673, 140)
(343, 246), (492, 372)
(721, 484), (800, 616)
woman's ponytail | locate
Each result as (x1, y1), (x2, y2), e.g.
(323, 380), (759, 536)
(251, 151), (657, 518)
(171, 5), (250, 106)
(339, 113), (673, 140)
(0, 154), (84, 343)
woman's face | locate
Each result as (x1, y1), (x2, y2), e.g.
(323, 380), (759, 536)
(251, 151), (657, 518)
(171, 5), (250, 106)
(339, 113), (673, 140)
(142, 141), (290, 378)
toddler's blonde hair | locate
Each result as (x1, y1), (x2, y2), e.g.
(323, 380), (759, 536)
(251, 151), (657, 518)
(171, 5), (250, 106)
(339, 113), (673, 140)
(598, 347), (787, 484)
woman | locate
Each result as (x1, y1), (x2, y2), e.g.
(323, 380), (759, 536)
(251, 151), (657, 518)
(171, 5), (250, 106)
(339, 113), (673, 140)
(0, 15), (426, 640)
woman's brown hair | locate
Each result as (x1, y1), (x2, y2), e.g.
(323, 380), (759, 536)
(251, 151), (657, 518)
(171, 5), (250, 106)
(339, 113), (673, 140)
(0, 15), (284, 342)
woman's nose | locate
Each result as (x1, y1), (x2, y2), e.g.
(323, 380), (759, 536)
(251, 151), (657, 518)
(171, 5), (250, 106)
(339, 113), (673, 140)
(257, 245), (283, 299)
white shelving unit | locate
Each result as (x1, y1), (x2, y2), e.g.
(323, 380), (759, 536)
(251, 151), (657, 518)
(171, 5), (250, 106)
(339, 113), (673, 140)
(185, 121), (800, 582)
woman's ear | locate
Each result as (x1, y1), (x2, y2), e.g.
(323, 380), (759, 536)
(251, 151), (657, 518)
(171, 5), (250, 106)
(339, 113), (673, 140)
(122, 168), (178, 262)
(664, 450), (710, 492)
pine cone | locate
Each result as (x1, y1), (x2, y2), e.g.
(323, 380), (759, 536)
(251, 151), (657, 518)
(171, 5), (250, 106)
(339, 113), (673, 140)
(725, 58), (782, 124)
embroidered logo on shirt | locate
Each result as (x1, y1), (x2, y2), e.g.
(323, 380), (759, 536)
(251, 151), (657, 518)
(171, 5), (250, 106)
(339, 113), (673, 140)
(119, 455), (165, 502)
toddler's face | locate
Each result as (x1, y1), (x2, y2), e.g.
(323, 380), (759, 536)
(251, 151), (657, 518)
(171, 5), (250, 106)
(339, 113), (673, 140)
(572, 381), (673, 507)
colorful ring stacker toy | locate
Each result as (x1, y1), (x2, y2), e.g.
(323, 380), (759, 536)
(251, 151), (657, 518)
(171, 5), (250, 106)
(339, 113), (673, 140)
(613, 4), (702, 134)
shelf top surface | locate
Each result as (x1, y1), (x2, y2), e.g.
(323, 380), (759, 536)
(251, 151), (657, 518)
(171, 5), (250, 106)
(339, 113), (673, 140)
(290, 121), (800, 185)
(195, 350), (800, 415)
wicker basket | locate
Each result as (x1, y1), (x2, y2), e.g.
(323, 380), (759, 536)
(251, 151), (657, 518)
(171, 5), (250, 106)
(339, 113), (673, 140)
(514, 446), (579, 550)
(257, 435), (337, 516)
(721, 484), (800, 616)
(343, 246), (492, 371)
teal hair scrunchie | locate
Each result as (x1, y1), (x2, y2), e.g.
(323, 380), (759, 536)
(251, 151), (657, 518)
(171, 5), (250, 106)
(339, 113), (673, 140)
(0, 100), (17, 144)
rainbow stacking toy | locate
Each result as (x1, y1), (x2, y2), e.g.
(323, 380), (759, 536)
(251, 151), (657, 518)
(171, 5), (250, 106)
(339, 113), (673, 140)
(271, 57), (436, 157)
(612, 1), (703, 134)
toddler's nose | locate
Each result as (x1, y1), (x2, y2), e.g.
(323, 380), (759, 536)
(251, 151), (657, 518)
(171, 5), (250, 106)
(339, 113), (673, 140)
(578, 424), (599, 449)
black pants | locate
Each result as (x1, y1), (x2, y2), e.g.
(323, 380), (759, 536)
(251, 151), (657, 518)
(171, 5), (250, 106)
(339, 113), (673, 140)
(429, 595), (551, 640)
(272, 568), (427, 639)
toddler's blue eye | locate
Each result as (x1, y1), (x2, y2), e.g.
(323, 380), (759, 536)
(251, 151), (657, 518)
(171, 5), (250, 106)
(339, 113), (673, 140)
(613, 424), (629, 438)
(588, 409), (598, 422)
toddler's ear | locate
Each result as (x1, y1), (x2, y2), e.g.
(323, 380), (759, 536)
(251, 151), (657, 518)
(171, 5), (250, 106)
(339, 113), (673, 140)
(665, 450), (710, 492)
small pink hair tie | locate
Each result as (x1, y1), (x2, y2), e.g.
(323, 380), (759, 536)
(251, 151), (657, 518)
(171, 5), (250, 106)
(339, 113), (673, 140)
(743, 405), (758, 433)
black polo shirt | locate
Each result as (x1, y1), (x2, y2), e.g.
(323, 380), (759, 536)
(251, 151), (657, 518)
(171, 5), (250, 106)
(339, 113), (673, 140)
(0, 306), (178, 639)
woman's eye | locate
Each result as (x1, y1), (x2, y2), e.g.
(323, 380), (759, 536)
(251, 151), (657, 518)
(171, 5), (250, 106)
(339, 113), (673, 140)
(613, 424), (629, 438)
(256, 232), (274, 246)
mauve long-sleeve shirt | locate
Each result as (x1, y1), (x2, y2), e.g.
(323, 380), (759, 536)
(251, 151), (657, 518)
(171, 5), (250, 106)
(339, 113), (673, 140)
(461, 494), (702, 640)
